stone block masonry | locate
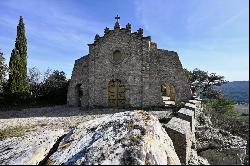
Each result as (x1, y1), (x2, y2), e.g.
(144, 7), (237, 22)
(163, 98), (203, 164)
(177, 108), (195, 132)
(163, 117), (192, 165)
(184, 103), (196, 118)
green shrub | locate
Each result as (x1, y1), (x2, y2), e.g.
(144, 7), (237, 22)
(203, 98), (249, 140)
(203, 98), (236, 114)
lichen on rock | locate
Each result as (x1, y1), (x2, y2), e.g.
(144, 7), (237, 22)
(0, 129), (65, 165)
(47, 110), (181, 165)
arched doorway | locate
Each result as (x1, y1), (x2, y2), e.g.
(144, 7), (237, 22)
(108, 79), (126, 107)
(161, 82), (176, 105)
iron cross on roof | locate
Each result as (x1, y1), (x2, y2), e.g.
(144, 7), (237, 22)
(115, 15), (120, 23)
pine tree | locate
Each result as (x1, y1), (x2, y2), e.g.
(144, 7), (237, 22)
(8, 16), (29, 94)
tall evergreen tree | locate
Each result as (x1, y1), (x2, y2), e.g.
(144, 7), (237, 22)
(8, 16), (29, 94)
(0, 50), (8, 93)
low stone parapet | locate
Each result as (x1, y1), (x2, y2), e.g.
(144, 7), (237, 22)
(189, 100), (201, 107)
(177, 108), (195, 132)
(184, 103), (196, 118)
(163, 117), (192, 165)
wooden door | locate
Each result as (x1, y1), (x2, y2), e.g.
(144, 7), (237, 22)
(165, 83), (176, 101)
(108, 79), (126, 107)
(169, 84), (176, 101)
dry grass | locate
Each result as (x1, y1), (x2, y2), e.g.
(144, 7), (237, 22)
(0, 125), (35, 140)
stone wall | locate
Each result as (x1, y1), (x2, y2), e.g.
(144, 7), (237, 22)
(162, 98), (202, 165)
(145, 49), (192, 106)
(162, 97), (247, 165)
(163, 117), (192, 164)
(67, 56), (89, 107)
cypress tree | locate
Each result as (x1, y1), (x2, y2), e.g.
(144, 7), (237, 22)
(8, 16), (29, 94)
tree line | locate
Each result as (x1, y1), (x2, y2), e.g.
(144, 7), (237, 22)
(0, 16), (68, 107)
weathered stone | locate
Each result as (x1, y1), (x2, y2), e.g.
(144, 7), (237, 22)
(196, 126), (247, 165)
(67, 16), (192, 108)
(94, 34), (100, 41)
(163, 117), (192, 165)
(47, 111), (181, 165)
(185, 103), (196, 110)
(189, 100), (201, 108)
(104, 27), (110, 34)
(185, 103), (196, 118)
(199, 148), (246, 165)
(125, 23), (131, 31)
(188, 149), (209, 165)
(177, 108), (195, 132)
(0, 129), (64, 165)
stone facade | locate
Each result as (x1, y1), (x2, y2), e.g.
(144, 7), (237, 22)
(67, 17), (191, 108)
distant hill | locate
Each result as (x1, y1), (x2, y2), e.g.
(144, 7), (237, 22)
(215, 81), (249, 103)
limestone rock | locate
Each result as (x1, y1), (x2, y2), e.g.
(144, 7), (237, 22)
(188, 149), (209, 165)
(47, 111), (181, 165)
(196, 126), (247, 165)
(0, 129), (65, 165)
(163, 117), (191, 165)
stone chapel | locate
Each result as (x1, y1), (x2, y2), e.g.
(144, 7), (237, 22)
(67, 16), (192, 108)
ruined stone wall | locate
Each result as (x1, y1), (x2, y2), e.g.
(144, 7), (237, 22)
(67, 56), (89, 107)
(157, 50), (191, 102)
(142, 45), (192, 107)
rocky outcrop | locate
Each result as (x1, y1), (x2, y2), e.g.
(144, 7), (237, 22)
(196, 114), (247, 165)
(188, 149), (209, 165)
(0, 129), (64, 165)
(1, 98), (246, 165)
(196, 126), (247, 165)
(45, 111), (181, 165)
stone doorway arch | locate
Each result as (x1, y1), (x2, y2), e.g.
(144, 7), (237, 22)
(161, 82), (176, 105)
(108, 79), (126, 107)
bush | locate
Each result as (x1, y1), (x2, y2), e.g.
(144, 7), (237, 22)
(203, 98), (236, 114)
(38, 70), (68, 105)
(3, 91), (32, 106)
(1, 69), (69, 108)
(203, 98), (249, 140)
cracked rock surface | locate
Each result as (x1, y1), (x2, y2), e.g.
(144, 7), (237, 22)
(47, 111), (181, 165)
(0, 129), (64, 165)
(195, 114), (247, 165)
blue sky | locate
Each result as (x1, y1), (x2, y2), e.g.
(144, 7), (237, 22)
(0, 0), (249, 81)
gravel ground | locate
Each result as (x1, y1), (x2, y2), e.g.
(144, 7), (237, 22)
(0, 105), (172, 137)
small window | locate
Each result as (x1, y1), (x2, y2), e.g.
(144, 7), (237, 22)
(113, 50), (122, 63)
